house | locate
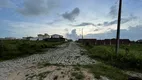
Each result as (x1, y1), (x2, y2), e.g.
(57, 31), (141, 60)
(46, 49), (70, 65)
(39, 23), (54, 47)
(44, 33), (50, 38)
(96, 40), (104, 45)
(51, 34), (63, 38)
(137, 39), (142, 43)
(30, 37), (38, 41)
(23, 37), (33, 40)
(104, 39), (111, 45)
(44, 34), (65, 42)
(0, 38), (4, 40)
(5, 37), (16, 40)
(111, 39), (116, 44)
(78, 39), (97, 45)
(37, 33), (50, 40)
(120, 39), (130, 44)
(78, 38), (130, 45)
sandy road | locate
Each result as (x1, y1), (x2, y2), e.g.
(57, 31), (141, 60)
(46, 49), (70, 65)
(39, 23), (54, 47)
(0, 42), (96, 80)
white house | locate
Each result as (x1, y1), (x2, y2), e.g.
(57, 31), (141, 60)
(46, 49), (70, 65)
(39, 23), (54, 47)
(51, 34), (63, 38)
(44, 33), (50, 38)
(30, 37), (38, 41)
(37, 33), (50, 40)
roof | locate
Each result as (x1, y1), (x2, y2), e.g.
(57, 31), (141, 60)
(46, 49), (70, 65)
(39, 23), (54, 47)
(51, 34), (63, 36)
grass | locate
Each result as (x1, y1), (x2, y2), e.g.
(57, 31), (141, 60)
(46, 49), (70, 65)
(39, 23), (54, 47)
(26, 71), (51, 80)
(38, 71), (51, 80)
(0, 40), (65, 60)
(71, 71), (85, 80)
(83, 63), (129, 80)
(80, 43), (142, 72)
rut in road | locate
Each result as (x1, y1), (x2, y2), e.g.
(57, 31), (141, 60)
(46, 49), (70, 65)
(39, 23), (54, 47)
(0, 42), (96, 80)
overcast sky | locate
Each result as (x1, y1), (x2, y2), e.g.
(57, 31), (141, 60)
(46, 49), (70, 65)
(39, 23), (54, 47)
(0, 0), (142, 40)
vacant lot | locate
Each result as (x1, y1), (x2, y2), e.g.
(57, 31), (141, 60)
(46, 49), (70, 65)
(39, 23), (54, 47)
(0, 42), (140, 80)
(0, 40), (64, 60)
(0, 42), (97, 80)
(82, 43), (142, 72)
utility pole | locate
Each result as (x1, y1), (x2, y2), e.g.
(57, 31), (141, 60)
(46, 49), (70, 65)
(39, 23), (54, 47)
(0, 40), (3, 57)
(116, 0), (122, 55)
(81, 28), (84, 44)
(82, 28), (83, 39)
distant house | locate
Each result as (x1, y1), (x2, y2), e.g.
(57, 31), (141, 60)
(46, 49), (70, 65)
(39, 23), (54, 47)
(37, 33), (50, 40)
(44, 33), (50, 38)
(23, 37), (33, 40)
(78, 38), (130, 45)
(104, 39), (111, 45)
(0, 38), (4, 40)
(137, 39), (142, 43)
(51, 34), (63, 38)
(30, 37), (38, 41)
(96, 40), (103, 45)
(5, 37), (16, 40)
(44, 34), (64, 42)
(78, 39), (97, 45)
(120, 39), (130, 44)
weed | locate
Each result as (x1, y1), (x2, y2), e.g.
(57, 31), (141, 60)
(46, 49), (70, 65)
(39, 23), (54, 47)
(82, 43), (142, 72)
(0, 40), (64, 61)
(71, 72), (85, 80)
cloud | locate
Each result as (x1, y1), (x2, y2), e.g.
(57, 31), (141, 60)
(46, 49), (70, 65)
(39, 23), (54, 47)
(0, 0), (15, 8)
(72, 22), (96, 27)
(46, 19), (62, 25)
(62, 7), (80, 21)
(66, 29), (80, 40)
(108, 4), (117, 19)
(5, 21), (66, 37)
(70, 15), (137, 27)
(94, 29), (99, 31)
(97, 15), (137, 26)
(85, 25), (142, 40)
(17, 0), (58, 16)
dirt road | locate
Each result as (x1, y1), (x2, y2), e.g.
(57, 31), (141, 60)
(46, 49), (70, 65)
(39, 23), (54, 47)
(0, 42), (97, 80)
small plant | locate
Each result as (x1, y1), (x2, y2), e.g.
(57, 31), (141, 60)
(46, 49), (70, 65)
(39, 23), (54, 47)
(53, 75), (58, 80)
(38, 71), (50, 80)
(94, 74), (101, 79)
(71, 72), (85, 80)
(74, 66), (80, 71)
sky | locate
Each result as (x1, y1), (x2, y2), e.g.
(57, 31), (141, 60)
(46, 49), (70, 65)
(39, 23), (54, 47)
(0, 0), (142, 40)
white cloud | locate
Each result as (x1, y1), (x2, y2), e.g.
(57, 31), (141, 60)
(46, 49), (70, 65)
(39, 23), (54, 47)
(66, 29), (81, 40)
(85, 25), (142, 40)
(6, 21), (67, 37)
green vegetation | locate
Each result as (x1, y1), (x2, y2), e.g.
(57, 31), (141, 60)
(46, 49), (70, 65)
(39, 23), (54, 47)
(38, 71), (51, 80)
(26, 71), (51, 80)
(81, 43), (142, 72)
(74, 66), (81, 71)
(83, 63), (129, 80)
(0, 40), (64, 60)
(71, 71), (85, 80)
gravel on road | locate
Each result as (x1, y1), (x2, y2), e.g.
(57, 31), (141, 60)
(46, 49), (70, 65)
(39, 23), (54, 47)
(0, 42), (96, 80)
